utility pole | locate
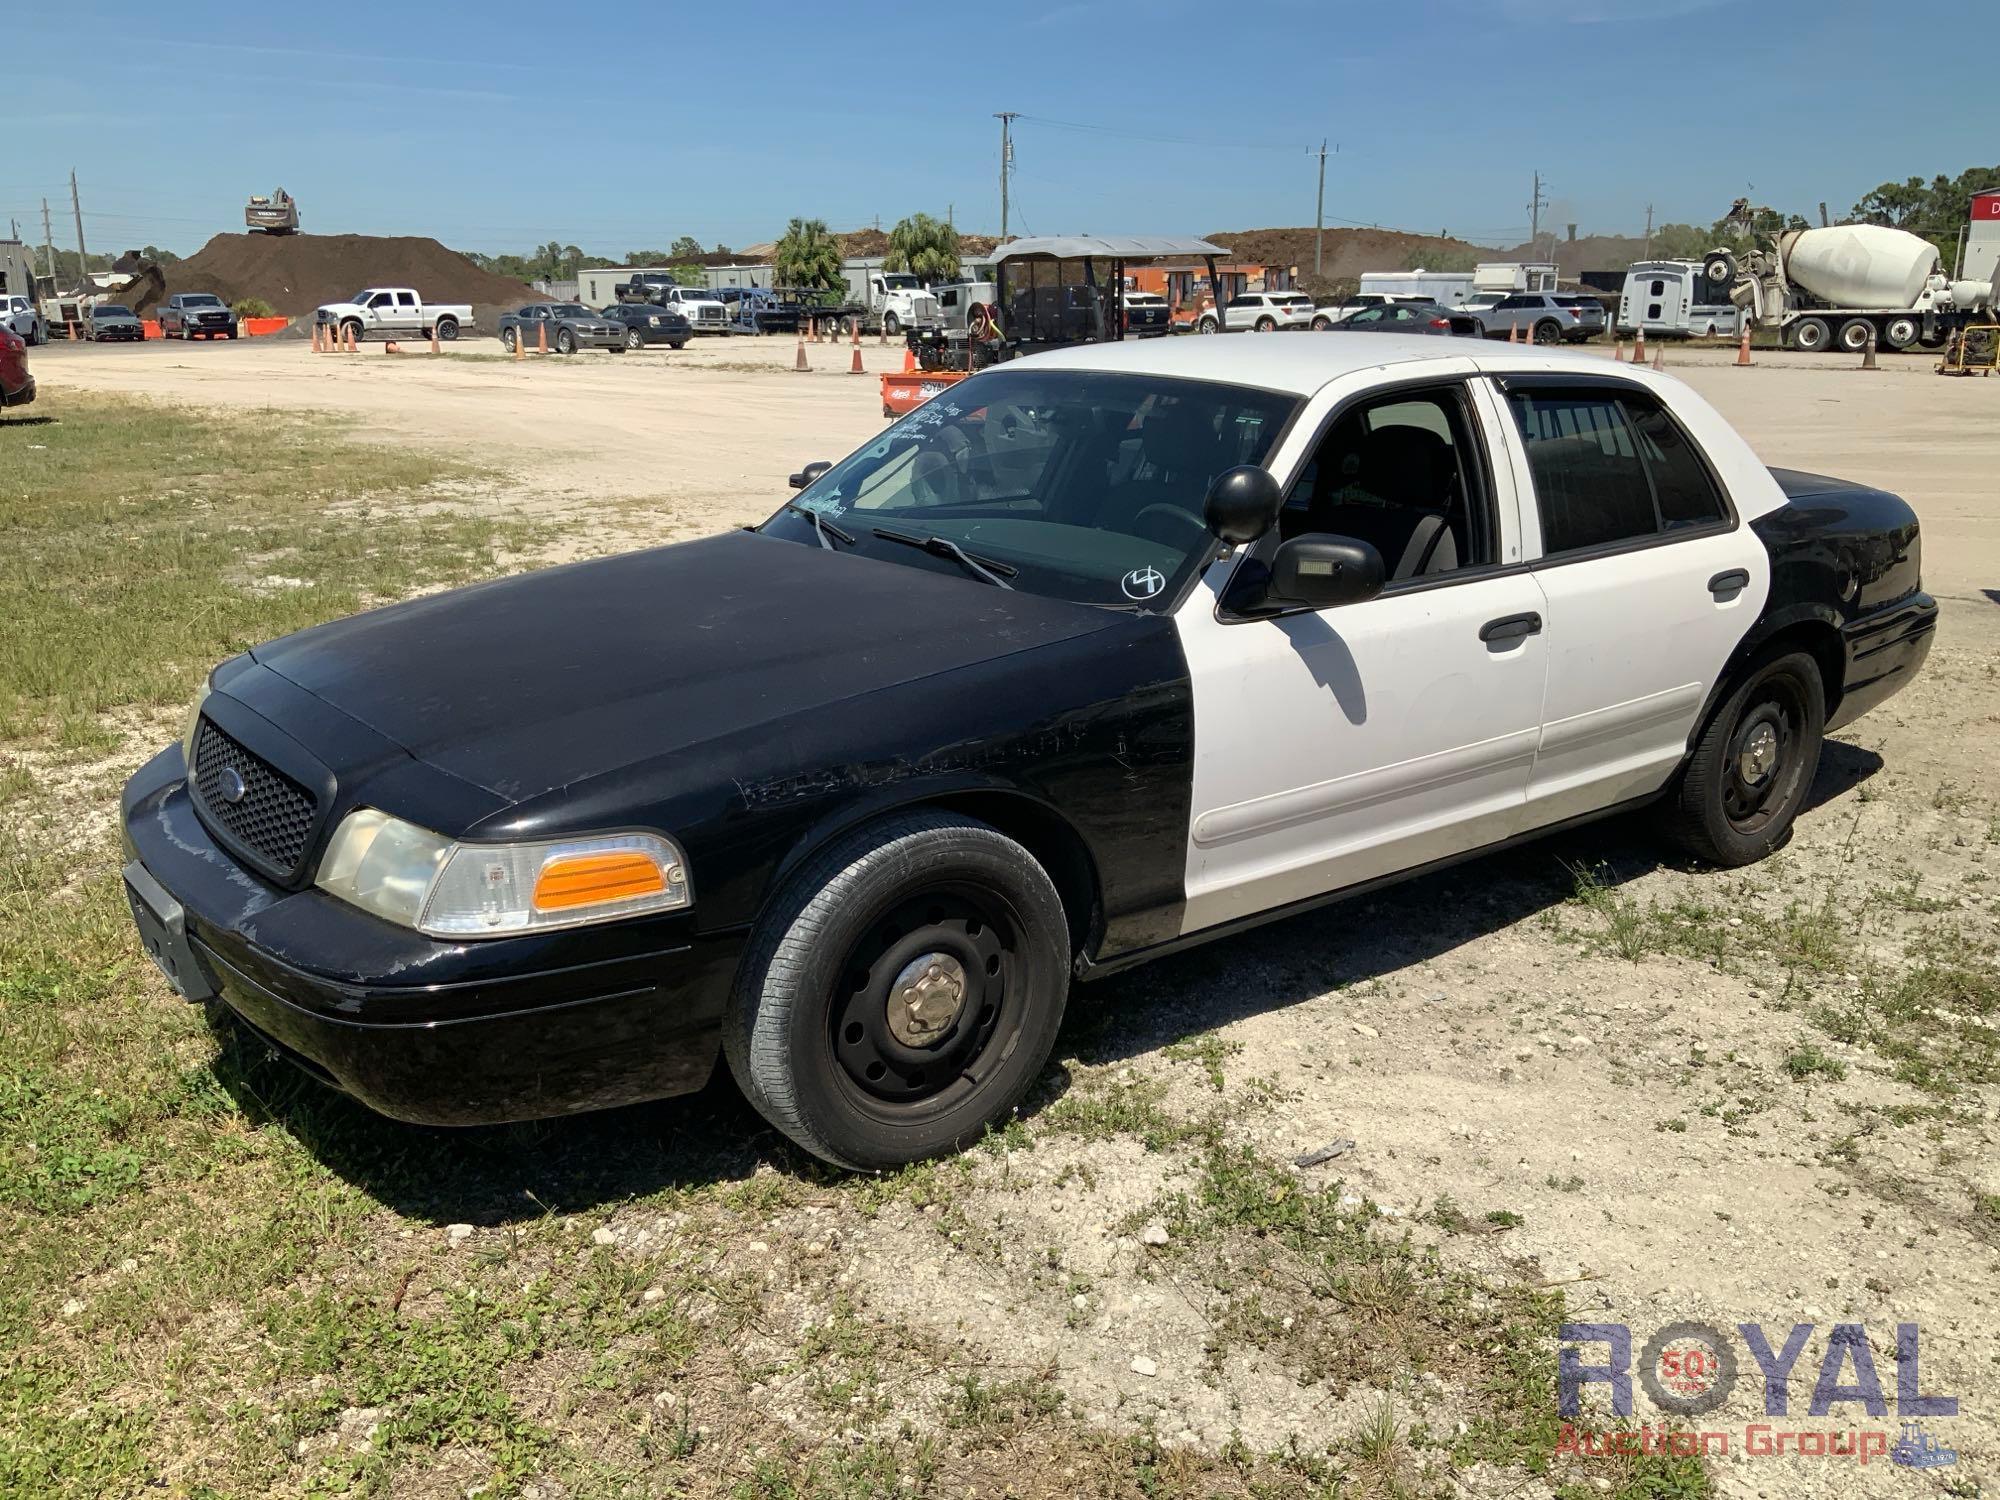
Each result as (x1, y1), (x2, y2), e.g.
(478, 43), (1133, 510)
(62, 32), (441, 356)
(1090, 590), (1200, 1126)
(1643, 203), (1654, 260)
(1527, 171), (1548, 255)
(1313, 139), (1328, 278)
(70, 169), (90, 289)
(41, 198), (56, 283)
(994, 112), (1018, 241)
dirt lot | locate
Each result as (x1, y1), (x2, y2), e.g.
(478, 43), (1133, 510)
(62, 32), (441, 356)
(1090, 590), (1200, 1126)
(9, 333), (1998, 1498)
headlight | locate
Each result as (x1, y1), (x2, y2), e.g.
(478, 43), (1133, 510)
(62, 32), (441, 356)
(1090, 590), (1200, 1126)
(315, 811), (689, 938)
(182, 679), (211, 769)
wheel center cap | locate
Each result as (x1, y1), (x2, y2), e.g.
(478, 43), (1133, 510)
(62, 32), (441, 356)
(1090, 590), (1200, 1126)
(886, 952), (968, 1047)
(1740, 723), (1779, 783)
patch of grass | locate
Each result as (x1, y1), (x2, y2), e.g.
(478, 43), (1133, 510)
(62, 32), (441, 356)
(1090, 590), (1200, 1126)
(1163, 1030), (1242, 1092)
(0, 392), (541, 744)
(1782, 1044), (1847, 1083)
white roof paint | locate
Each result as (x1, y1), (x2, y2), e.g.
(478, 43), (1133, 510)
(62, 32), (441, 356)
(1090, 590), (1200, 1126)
(994, 235), (1232, 263)
(1016, 333), (1666, 399)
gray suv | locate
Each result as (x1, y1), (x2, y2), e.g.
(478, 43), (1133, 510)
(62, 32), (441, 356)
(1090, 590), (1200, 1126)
(1462, 292), (1602, 344)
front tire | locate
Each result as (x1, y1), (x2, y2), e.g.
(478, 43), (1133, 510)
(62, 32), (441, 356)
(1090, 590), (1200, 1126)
(1882, 316), (1918, 351)
(1311, 315), (1331, 331)
(1197, 316), (1218, 335)
(624, 329), (644, 351)
(556, 327), (577, 355)
(724, 811), (1071, 1170)
(502, 328), (518, 352)
(883, 312), (901, 336)
(1671, 650), (1825, 867)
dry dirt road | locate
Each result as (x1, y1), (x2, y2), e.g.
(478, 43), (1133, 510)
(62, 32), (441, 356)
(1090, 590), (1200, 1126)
(28, 335), (2000, 1497)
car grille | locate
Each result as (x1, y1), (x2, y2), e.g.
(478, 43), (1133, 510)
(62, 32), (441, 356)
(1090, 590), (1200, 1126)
(191, 717), (320, 878)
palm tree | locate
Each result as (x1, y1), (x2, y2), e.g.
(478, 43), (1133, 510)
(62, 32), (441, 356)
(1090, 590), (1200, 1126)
(884, 213), (960, 282)
(775, 217), (844, 294)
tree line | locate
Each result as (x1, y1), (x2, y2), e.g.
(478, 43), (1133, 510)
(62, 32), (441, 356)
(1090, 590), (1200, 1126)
(463, 214), (965, 292)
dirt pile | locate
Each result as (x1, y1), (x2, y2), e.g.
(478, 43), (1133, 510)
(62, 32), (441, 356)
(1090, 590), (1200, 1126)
(1208, 225), (1494, 283)
(149, 233), (537, 319)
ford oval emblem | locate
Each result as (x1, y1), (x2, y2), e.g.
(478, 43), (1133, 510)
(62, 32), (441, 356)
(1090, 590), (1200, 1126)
(217, 766), (247, 804)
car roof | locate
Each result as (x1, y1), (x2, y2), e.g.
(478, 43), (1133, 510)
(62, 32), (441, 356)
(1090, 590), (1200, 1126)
(1017, 332), (1637, 397)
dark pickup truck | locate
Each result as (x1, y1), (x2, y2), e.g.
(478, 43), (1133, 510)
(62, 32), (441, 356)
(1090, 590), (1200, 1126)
(158, 293), (239, 340)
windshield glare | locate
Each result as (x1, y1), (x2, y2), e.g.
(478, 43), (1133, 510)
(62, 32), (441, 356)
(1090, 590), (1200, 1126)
(548, 304), (590, 316)
(762, 369), (1297, 609)
(880, 274), (920, 290)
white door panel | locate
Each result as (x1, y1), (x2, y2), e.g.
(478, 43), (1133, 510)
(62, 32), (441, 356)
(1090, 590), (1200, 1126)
(1176, 571), (1549, 935)
(1526, 537), (1766, 821)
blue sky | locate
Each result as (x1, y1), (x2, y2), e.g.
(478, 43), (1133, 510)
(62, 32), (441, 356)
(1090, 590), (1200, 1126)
(7, 0), (1996, 260)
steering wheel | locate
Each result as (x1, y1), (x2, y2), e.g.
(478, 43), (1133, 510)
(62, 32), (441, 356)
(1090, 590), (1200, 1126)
(1131, 502), (1208, 546)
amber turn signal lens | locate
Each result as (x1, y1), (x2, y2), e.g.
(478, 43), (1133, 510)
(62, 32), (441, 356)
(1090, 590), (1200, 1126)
(532, 851), (668, 911)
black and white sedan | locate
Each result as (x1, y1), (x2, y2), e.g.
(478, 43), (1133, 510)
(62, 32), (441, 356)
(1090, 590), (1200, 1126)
(121, 337), (1935, 1169)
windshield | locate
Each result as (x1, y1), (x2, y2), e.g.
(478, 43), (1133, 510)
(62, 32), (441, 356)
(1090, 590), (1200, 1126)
(761, 368), (1297, 609)
(880, 274), (921, 290)
(97, 305), (133, 316)
(548, 304), (590, 316)
(184, 294), (223, 307)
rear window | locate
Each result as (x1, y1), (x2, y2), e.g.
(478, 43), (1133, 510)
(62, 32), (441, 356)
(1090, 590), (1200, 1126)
(1508, 386), (1729, 554)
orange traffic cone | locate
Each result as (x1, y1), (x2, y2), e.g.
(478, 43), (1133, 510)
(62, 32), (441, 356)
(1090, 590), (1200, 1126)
(1862, 327), (1878, 370)
(877, 319), (886, 347)
(902, 347), (916, 373)
(1632, 327), (1646, 365)
(1735, 323), (1753, 367)
(1651, 345), (1664, 371)
(513, 328), (524, 361)
(795, 331), (809, 372)
(1507, 322), (1519, 344)
(536, 322), (547, 354)
(851, 319), (861, 349)
(346, 324), (358, 353)
(310, 323), (321, 353)
(384, 341), (399, 355)
(850, 341), (864, 375)
(430, 325), (441, 355)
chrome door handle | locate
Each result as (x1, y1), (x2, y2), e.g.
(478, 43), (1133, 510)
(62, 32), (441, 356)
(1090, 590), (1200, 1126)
(1480, 612), (1543, 643)
(1708, 568), (1750, 597)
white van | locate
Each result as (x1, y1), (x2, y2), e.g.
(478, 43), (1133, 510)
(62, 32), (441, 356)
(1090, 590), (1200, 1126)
(1618, 260), (1740, 337)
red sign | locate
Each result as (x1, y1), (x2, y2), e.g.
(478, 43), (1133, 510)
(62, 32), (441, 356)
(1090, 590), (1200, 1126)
(1973, 191), (2000, 221)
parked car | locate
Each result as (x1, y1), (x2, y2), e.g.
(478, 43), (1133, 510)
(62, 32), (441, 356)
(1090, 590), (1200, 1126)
(1461, 292), (1599, 344)
(0, 326), (34, 408)
(2, 294), (46, 346)
(599, 301), (692, 350)
(1121, 291), (1172, 338)
(1330, 302), (1484, 338)
(83, 304), (145, 342)
(1196, 291), (1315, 333)
(313, 288), (472, 345)
(1310, 292), (1433, 330)
(122, 336), (1934, 1170)
(158, 293), (239, 340)
(499, 303), (625, 354)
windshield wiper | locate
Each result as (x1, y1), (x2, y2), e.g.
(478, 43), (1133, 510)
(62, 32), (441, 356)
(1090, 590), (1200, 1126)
(871, 527), (1017, 589)
(783, 503), (855, 550)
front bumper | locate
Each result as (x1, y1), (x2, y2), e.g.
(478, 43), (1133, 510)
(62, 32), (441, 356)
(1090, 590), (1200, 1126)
(94, 327), (144, 341)
(571, 328), (625, 349)
(120, 744), (741, 1125)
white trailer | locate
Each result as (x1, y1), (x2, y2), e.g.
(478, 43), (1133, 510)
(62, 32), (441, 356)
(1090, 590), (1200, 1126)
(1358, 262), (1557, 308)
(1617, 260), (1740, 338)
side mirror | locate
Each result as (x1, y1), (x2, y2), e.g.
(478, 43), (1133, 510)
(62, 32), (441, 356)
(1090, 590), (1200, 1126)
(788, 460), (832, 489)
(1269, 535), (1384, 609)
(1204, 465), (1283, 544)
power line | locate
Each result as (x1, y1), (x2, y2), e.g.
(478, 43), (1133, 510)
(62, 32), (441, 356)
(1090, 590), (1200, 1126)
(1013, 113), (1305, 153)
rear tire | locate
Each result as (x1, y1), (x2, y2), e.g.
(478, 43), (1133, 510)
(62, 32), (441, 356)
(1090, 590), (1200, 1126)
(1197, 316), (1218, 334)
(1311, 315), (1331, 331)
(1532, 319), (1561, 345)
(1790, 317), (1830, 353)
(1671, 650), (1825, 867)
(724, 811), (1071, 1170)
(435, 318), (458, 342)
(1254, 315), (1276, 332)
(1836, 318), (1874, 353)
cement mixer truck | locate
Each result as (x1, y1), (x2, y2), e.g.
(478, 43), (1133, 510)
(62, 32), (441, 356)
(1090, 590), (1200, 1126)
(1708, 218), (1997, 353)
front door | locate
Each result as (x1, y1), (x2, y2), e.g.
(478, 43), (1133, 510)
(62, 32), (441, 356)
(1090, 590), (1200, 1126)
(1173, 370), (1551, 935)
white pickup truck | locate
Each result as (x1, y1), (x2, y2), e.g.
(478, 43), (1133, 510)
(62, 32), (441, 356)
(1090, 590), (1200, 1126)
(651, 285), (731, 335)
(314, 288), (473, 344)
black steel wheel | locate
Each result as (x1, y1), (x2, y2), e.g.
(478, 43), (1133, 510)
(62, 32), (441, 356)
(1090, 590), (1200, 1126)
(1533, 319), (1561, 345)
(726, 811), (1070, 1170)
(1671, 650), (1824, 866)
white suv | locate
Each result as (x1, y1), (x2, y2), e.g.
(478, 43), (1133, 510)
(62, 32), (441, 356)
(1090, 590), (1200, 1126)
(3, 295), (46, 345)
(1196, 291), (1314, 333)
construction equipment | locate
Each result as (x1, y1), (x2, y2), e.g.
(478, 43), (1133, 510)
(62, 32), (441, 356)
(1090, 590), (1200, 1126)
(245, 188), (300, 236)
(1936, 322), (1998, 377)
(1706, 200), (1997, 353)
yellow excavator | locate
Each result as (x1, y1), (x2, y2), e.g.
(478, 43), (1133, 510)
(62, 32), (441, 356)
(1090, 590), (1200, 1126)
(245, 188), (300, 235)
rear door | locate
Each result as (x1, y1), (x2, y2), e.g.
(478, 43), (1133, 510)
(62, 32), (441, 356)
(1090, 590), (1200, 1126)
(395, 290), (421, 334)
(1488, 376), (1770, 825)
(1174, 366), (1551, 934)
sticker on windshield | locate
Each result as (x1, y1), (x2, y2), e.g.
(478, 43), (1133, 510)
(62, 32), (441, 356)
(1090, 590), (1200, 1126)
(1121, 565), (1167, 601)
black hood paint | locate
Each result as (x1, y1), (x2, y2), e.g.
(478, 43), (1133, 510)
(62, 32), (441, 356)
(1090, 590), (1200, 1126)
(250, 530), (1126, 801)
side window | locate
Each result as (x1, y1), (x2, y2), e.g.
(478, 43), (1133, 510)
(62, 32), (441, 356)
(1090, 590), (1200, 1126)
(1507, 387), (1727, 555)
(1280, 385), (1493, 582)
(396, 291), (417, 307)
(368, 292), (394, 308)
